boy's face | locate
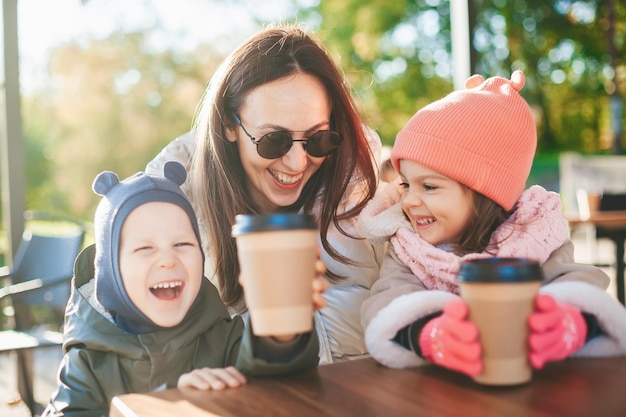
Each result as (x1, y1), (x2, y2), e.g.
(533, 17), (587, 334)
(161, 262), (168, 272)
(119, 201), (203, 328)
(398, 160), (474, 246)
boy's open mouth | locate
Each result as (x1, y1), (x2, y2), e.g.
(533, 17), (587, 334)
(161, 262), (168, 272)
(150, 280), (183, 300)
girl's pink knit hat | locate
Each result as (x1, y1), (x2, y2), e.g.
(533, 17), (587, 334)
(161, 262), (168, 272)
(391, 70), (536, 211)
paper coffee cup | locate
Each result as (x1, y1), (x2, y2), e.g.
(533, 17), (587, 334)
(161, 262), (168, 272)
(457, 258), (543, 386)
(232, 213), (317, 336)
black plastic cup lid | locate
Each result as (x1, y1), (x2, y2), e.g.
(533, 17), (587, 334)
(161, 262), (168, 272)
(457, 257), (543, 283)
(232, 213), (317, 236)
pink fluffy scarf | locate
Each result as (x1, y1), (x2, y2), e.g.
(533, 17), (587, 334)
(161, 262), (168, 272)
(360, 184), (570, 294)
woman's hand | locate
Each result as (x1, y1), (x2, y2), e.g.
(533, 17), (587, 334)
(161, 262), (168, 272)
(313, 257), (329, 311)
(177, 366), (247, 390)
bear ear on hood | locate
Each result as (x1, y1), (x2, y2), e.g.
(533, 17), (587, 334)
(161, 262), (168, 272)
(163, 160), (187, 187)
(92, 171), (120, 196)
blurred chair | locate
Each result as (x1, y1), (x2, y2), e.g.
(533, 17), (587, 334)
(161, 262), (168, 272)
(596, 193), (626, 305)
(0, 211), (85, 416)
(576, 189), (601, 264)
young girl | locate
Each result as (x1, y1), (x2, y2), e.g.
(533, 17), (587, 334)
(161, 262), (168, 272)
(359, 71), (626, 375)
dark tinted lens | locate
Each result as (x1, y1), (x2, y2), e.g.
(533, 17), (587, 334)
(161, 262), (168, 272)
(305, 131), (343, 157)
(256, 132), (294, 159)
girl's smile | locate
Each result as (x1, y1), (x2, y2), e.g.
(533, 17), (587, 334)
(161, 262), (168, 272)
(399, 160), (474, 247)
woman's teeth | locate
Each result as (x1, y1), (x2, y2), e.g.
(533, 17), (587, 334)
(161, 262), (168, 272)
(270, 170), (303, 185)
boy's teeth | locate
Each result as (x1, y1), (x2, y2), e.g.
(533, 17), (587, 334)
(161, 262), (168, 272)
(150, 281), (183, 300)
(151, 281), (182, 289)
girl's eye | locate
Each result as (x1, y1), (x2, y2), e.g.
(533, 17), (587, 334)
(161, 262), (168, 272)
(400, 181), (409, 189)
(424, 183), (437, 191)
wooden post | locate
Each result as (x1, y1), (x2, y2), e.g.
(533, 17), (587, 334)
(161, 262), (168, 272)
(1, 0), (26, 262)
(1, 0), (29, 413)
(450, 0), (471, 90)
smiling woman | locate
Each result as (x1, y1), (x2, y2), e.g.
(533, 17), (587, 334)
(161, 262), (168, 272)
(146, 24), (384, 365)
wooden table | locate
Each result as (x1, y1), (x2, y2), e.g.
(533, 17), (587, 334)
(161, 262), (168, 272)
(110, 356), (626, 417)
(567, 210), (626, 305)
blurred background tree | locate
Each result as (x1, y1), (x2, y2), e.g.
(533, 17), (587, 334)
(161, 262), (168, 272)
(22, 30), (221, 217)
(298, 0), (625, 154)
(10, 0), (626, 225)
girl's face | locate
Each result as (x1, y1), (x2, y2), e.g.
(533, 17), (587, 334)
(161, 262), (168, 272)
(119, 202), (203, 328)
(227, 73), (332, 213)
(398, 160), (475, 247)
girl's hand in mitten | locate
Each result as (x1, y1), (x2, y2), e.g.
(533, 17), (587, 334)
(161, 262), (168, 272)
(418, 298), (482, 377)
(528, 293), (587, 369)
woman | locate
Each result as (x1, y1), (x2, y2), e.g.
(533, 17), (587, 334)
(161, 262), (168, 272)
(147, 24), (385, 364)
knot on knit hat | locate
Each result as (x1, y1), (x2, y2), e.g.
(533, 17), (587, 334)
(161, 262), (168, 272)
(92, 161), (203, 334)
(391, 70), (537, 211)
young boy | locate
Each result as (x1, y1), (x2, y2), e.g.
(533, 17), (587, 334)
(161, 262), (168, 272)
(43, 161), (323, 416)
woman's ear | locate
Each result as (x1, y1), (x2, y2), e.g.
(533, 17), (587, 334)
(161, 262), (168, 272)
(225, 125), (239, 143)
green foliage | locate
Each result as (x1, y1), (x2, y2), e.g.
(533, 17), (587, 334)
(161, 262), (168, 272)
(528, 152), (560, 191)
(15, 0), (626, 225)
(22, 30), (225, 221)
(296, 0), (625, 153)
(301, 0), (455, 144)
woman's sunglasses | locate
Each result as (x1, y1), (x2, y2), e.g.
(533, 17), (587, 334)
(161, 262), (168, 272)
(233, 114), (343, 159)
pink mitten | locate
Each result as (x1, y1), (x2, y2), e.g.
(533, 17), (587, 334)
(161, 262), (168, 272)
(528, 293), (587, 369)
(418, 298), (482, 377)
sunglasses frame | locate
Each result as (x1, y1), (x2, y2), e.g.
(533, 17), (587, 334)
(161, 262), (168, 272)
(232, 114), (342, 159)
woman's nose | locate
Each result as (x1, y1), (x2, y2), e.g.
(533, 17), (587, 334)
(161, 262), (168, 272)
(281, 140), (308, 170)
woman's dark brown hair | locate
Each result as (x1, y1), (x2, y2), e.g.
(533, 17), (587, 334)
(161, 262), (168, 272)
(189, 25), (377, 308)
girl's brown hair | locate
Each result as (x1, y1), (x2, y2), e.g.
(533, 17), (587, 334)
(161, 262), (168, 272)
(454, 189), (512, 256)
(189, 25), (377, 308)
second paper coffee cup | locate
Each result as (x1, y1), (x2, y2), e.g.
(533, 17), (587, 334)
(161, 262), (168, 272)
(232, 213), (318, 336)
(457, 257), (543, 386)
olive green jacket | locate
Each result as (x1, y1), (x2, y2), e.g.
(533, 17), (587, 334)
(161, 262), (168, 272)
(42, 245), (319, 417)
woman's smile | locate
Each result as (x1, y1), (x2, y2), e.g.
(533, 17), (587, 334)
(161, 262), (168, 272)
(268, 169), (304, 186)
